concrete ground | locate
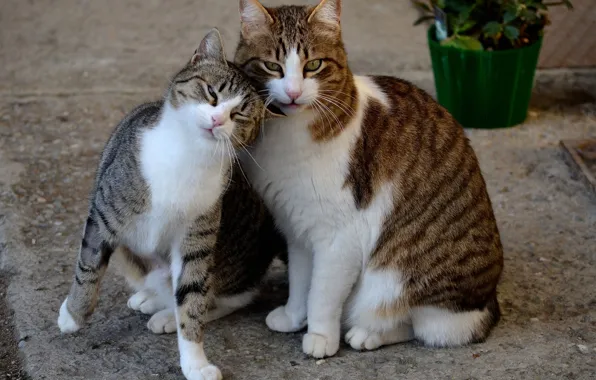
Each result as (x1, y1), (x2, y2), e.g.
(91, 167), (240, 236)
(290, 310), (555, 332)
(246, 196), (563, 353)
(1, 0), (596, 379)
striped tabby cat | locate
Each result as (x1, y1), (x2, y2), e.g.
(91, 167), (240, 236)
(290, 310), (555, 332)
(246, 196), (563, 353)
(235, 0), (504, 358)
(57, 29), (285, 380)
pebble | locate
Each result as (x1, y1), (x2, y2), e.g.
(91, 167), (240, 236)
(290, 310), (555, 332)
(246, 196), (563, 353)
(577, 344), (589, 354)
(316, 359), (326, 365)
(530, 318), (539, 322)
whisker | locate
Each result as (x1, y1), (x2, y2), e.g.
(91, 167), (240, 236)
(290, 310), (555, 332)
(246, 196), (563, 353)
(221, 138), (235, 194)
(317, 95), (356, 117)
(314, 99), (344, 133)
(312, 99), (338, 135)
(317, 89), (359, 101)
(312, 100), (334, 135)
(226, 137), (250, 185)
(230, 134), (264, 172)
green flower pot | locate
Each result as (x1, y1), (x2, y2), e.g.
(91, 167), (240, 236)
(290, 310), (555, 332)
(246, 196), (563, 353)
(428, 26), (543, 129)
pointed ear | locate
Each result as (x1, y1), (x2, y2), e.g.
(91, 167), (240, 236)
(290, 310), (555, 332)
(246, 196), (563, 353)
(191, 28), (227, 66)
(308, 0), (341, 28)
(239, 0), (274, 38)
(264, 104), (286, 119)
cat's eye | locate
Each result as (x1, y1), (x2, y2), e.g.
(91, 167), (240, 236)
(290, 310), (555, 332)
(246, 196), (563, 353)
(207, 85), (218, 104)
(305, 59), (323, 72)
(231, 112), (249, 121)
(264, 61), (282, 73)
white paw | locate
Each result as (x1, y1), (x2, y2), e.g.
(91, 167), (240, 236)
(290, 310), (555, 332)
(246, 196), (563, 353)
(182, 364), (222, 380)
(57, 298), (81, 334)
(147, 309), (177, 334)
(345, 326), (382, 350)
(266, 306), (307, 333)
(127, 290), (167, 315)
(302, 332), (339, 358)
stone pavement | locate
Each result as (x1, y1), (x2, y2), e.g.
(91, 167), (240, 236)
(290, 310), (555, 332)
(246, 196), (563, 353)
(1, 1), (596, 379)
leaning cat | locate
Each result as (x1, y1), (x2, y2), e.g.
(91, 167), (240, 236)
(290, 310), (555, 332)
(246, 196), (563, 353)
(235, 0), (504, 359)
(57, 28), (285, 380)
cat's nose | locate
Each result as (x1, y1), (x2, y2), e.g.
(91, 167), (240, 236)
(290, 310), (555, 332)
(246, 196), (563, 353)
(211, 115), (225, 127)
(285, 88), (303, 101)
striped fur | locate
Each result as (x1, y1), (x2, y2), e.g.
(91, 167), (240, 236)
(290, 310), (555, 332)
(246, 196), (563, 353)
(58, 29), (285, 380)
(235, 0), (504, 358)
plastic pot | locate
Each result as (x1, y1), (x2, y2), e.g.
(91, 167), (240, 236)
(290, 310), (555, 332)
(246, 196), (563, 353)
(428, 26), (543, 129)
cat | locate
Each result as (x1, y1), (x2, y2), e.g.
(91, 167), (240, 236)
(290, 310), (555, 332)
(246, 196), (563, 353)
(57, 28), (286, 380)
(234, 0), (504, 359)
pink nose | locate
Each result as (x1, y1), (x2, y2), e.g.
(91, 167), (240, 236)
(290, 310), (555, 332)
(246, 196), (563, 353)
(285, 89), (302, 101)
(211, 115), (224, 127)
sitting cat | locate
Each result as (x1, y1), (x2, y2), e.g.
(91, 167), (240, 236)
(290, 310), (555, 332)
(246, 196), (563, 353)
(57, 28), (285, 380)
(234, 0), (504, 358)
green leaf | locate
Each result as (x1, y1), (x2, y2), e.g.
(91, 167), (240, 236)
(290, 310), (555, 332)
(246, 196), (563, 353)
(520, 8), (538, 22)
(441, 35), (484, 51)
(436, 0), (446, 8)
(483, 21), (503, 37)
(414, 15), (435, 26)
(504, 25), (520, 41)
(412, 1), (432, 13)
(456, 20), (477, 33)
(503, 10), (517, 23)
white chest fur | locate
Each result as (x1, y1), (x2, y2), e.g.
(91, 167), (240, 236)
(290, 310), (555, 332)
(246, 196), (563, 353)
(244, 76), (392, 257)
(125, 116), (225, 256)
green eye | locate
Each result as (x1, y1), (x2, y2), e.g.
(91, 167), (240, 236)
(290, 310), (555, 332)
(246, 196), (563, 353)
(305, 59), (322, 72)
(264, 61), (282, 72)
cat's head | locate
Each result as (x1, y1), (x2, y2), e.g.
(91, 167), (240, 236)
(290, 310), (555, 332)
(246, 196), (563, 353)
(234, 0), (347, 116)
(167, 28), (274, 149)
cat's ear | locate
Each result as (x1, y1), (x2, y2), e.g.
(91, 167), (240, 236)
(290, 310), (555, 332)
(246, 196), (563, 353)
(239, 0), (274, 38)
(308, 0), (341, 29)
(191, 28), (227, 66)
(264, 104), (286, 120)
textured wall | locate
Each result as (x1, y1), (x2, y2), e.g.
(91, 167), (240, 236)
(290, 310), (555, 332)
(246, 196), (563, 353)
(539, 0), (596, 68)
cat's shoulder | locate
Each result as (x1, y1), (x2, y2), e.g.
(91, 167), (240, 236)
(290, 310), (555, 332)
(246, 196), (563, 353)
(364, 75), (435, 107)
(119, 101), (164, 131)
(357, 75), (455, 126)
(97, 101), (164, 175)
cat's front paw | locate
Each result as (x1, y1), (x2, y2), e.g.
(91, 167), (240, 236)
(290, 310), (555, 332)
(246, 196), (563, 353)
(302, 332), (339, 358)
(57, 298), (81, 334)
(182, 364), (222, 380)
(147, 309), (177, 334)
(266, 306), (307, 333)
(127, 290), (168, 315)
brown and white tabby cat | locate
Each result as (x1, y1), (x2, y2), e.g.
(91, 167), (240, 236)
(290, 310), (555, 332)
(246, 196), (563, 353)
(57, 29), (285, 380)
(235, 0), (504, 359)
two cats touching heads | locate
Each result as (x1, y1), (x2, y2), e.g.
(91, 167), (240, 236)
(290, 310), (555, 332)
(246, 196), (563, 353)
(57, 1), (504, 380)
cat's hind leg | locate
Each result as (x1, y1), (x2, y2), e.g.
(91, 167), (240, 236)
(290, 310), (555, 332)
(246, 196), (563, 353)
(343, 269), (414, 351)
(127, 267), (173, 315)
(111, 246), (174, 315)
(207, 290), (258, 322)
(147, 290), (257, 335)
(345, 324), (414, 351)
(410, 294), (500, 347)
(58, 214), (114, 333)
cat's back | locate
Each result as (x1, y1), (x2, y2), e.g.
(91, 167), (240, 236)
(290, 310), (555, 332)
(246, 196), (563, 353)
(357, 75), (503, 310)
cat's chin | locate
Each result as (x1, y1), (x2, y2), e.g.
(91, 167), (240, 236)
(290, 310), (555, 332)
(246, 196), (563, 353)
(278, 103), (307, 116)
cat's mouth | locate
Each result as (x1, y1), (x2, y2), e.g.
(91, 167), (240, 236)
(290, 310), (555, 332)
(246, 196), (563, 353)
(277, 100), (306, 114)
